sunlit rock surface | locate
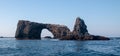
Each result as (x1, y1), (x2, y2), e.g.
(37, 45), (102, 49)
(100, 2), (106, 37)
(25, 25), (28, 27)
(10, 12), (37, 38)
(15, 17), (110, 40)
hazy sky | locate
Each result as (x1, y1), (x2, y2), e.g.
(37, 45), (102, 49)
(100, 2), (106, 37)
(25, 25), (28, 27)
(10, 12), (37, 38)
(0, 0), (120, 37)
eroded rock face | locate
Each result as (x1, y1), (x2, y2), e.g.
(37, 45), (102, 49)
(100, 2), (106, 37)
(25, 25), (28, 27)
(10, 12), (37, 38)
(15, 20), (46, 39)
(15, 20), (70, 40)
(15, 17), (110, 40)
(72, 17), (89, 39)
(60, 17), (109, 40)
(73, 17), (88, 35)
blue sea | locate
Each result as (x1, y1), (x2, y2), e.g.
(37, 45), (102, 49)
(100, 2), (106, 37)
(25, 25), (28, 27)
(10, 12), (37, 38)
(0, 38), (120, 56)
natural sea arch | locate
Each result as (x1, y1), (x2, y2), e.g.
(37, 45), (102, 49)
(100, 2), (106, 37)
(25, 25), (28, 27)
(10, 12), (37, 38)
(15, 20), (71, 40)
(15, 18), (110, 40)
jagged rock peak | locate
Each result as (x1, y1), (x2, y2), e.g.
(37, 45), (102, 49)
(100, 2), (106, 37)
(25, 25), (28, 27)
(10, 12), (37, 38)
(73, 17), (88, 36)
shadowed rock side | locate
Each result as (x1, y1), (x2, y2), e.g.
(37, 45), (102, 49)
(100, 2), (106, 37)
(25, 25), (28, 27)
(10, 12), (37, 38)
(15, 17), (110, 40)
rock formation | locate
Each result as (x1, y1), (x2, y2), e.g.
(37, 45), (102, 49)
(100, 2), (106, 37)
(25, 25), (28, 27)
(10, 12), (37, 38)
(73, 17), (89, 39)
(15, 20), (70, 40)
(15, 17), (110, 40)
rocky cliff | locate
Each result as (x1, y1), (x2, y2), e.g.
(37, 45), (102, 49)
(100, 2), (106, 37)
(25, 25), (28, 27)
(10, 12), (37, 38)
(15, 17), (110, 40)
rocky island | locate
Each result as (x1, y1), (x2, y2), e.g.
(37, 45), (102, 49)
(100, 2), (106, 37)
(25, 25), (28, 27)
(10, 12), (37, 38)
(15, 17), (110, 40)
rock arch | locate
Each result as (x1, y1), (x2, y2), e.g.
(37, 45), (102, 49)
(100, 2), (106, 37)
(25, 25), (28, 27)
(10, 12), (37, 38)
(15, 20), (70, 40)
(15, 17), (110, 40)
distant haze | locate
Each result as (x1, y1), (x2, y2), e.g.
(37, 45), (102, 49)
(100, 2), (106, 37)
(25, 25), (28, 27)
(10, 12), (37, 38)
(0, 0), (120, 37)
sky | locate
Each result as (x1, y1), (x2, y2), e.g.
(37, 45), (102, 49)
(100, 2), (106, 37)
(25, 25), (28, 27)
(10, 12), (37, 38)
(0, 0), (120, 37)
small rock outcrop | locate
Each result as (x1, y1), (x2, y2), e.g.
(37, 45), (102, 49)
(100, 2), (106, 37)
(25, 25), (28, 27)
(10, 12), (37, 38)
(44, 36), (52, 39)
(15, 17), (110, 40)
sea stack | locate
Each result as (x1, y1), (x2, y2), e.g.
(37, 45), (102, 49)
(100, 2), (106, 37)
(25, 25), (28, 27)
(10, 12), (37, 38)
(72, 17), (89, 39)
(71, 17), (109, 40)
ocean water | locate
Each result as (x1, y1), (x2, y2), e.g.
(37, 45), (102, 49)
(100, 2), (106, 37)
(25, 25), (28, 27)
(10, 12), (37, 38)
(0, 38), (120, 56)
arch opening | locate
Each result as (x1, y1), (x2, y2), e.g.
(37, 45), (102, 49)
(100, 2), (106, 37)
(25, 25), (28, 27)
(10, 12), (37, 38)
(41, 29), (54, 40)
